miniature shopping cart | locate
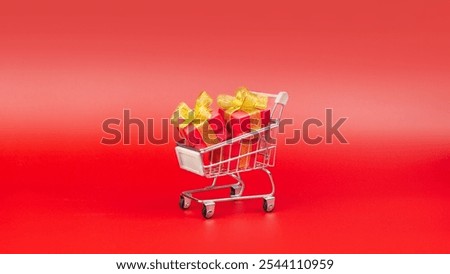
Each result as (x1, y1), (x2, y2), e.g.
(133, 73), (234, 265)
(175, 91), (288, 218)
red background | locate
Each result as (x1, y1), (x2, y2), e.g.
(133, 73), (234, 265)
(1, 0), (449, 253)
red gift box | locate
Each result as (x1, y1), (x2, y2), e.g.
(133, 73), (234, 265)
(216, 87), (270, 169)
(180, 110), (227, 166)
(171, 92), (227, 166)
(180, 110), (227, 149)
(219, 108), (270, 138)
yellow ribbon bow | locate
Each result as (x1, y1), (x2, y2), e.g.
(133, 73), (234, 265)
(217, 87), (268, 117)
(171, 91), (213, 128)
(217, 87), (268, 132)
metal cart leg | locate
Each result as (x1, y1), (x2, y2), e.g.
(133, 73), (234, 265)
(230, 173), (245, 197)
(261, 168), (276, 212)
(261, 168), (275, 196)
(179, 175), (243, 205)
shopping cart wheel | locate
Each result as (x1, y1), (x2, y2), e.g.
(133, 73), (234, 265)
(230, 185), (243, 197)
(202, 202), (215, 219)
(263, 197), (275, 213)
(179, 195), (191, 210)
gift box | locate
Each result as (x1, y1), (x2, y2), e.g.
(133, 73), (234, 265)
(180, 110), (227, 149)
(171, 92), (227, 165)
(216, 87), (270, 169)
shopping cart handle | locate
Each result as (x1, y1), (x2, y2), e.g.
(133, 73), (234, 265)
(275, 91), (289, 106)
(251, 91), (289, 106)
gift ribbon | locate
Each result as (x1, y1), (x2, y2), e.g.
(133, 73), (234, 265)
(217, 87), (268, 130)
(171, 91), (220, 146)
(171, 91), (213, 129)
(239, 140), (252, 169)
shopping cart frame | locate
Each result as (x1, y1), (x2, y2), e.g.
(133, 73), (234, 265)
(175, 91), (288, 218)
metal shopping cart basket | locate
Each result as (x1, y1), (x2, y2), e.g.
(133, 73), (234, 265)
(175, 91), (288, 218)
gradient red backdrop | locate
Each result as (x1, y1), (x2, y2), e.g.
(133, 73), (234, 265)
(1, 0), (449, 253)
